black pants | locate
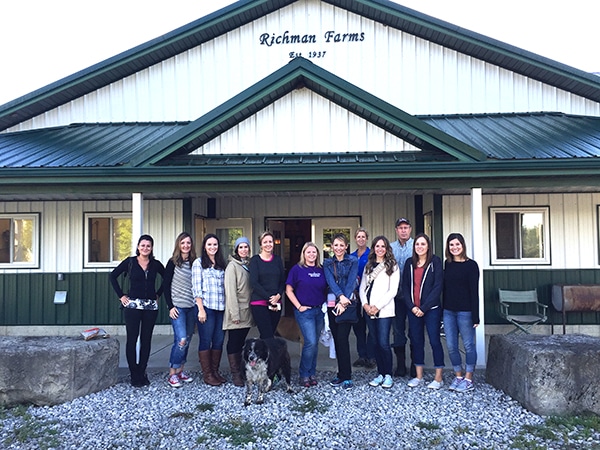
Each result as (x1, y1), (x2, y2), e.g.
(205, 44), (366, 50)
(123, 308), (158, 374)
(328, 308), (352, 381)
(226, 327), (251, 354)
(250, 304), (281, 339)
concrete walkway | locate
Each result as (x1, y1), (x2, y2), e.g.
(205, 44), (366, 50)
(116, 327), (459, 380)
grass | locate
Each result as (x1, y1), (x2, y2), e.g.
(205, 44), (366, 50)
(416, 420), (441, 431)
(2, 404), (60, 450)
(291, 394), (329, 414)
(511, 414), (600, 449)
(202, 417), (275, 446)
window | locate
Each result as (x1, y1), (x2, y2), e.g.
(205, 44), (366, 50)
(0, 214), (39, 267)
(85, 214), (132, 266)
(490, 207), (550, 264)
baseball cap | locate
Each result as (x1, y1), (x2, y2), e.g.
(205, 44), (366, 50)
(395, 218), (411, 227)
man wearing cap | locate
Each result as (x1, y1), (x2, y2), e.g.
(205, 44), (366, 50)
(390, 218), (414, 377)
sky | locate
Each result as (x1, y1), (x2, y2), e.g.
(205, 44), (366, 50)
(1, 0), (598, 106)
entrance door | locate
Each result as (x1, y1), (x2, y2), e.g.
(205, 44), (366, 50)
(201, 218), (253, 257)
(312, 217), (361, 262)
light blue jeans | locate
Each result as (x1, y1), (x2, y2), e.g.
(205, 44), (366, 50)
(294, 307), (324, 378)
(169, 305), (197, 369)
(443, 309), (477, 373)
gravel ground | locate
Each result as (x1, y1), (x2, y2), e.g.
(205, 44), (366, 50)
(1, 369), (599, 449)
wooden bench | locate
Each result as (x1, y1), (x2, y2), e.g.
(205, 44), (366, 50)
(552, 284), (600, 334)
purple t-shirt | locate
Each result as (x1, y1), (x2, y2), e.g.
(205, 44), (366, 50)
(286, 264), (327, 307)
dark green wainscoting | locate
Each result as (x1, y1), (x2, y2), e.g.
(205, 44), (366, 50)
(1, 270), (599, 327)
(0, 272), (170, 326)
(484, 269), (600, 326)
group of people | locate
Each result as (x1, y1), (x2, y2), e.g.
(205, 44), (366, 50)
(109, 217), (480, 394)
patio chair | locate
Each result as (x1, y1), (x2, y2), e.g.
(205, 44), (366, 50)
(498, 289), (548, 334)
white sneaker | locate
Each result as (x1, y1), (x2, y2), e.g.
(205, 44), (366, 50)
(381, 374), (394, 389)
(369, 374), (384, 387)
(427, 379), (444, 390)
(407, 377), (423, 388)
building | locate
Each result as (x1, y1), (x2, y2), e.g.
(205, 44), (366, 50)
(1, 1), (600, 355)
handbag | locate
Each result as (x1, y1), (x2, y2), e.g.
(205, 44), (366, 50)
(332, 260), (358, 324)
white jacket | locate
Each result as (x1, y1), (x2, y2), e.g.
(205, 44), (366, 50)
(359, 264), (399, 318)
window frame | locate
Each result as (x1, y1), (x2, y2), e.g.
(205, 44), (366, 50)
(84, 212), (132, 268)
(0, 213), (40, 268)
(489, 206), (551, 265)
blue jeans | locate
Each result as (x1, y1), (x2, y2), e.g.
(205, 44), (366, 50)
(353, 309), (376, 360)
(392, 294), (408, 347)
(443, 310), (477, 373)
(366, 316), (393, 376)
(294, 307), (324, 378)
(169, 306), (197, 369)
(407, 306), (444, 368)
(197, 308), (225, 351)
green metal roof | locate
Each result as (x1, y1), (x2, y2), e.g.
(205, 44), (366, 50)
(1, 0), (600, 131)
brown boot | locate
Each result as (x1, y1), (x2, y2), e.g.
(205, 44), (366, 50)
(228, 352), (244, 387)
(198, 350), (222, 386)
(211, 349), (227, 384)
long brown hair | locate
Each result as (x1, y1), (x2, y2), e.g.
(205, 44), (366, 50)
(411, 233), (433, 268)
(170, 232), (197, 267)
(445, 232), (468, 262)
(364, 235), (396, 276)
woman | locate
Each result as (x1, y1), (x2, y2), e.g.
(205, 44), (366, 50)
(402, 233), (444, 389)
(286, 242), (328, 387)
(443, 232), (480, 393)
(323, 233), (359, 390)
(109, 234), (164, 387)
(193, 233), (227, 386)
(224, 236), (255, 387)
(249, 231), (286, 339)
(351, 227), (376, 369)
(163, 232), (197, 388)
(359, 236), (399, 389)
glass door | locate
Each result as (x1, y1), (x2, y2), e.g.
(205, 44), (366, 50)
(312, 217), (361, 263)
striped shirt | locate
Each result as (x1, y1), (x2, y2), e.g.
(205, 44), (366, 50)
(192, 258), (225, 311)
(171, 261), (195, 308)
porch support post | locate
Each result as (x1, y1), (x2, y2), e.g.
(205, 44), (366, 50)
(131, 193), (144, 254)
(471, 187), (486, 366)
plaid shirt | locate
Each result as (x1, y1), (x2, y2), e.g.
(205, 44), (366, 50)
(192, 258), (225, 311)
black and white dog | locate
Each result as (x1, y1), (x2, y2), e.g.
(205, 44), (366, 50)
(242, 337), (294, 406)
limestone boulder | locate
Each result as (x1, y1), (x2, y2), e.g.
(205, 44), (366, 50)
(0, 336), (119, 406)
(486, 333), (600, 416)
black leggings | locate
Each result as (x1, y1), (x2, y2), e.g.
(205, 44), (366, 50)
(226, 327), (251, 354)
(250, 305), (281, 339)
(123, 308), (158, 373)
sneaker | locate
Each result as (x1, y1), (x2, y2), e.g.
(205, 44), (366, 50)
(168, 374), (182, 388)
(329, 377), (343, 387)
(369, 374), (384, 387)
(427, 380), (444, 390)
(407, 377), (424, 388)
(309, 375), (318, 386)
(341, 380), (354, 390)
(300, 377), (311, 388)
(448, 376), (464, 391)
(353, 357), (368, 367)
(365, 359), (377, 369)
(178, 371), (194, 383)
(454, 378), (474, 393)
(381, 374), (394, 389)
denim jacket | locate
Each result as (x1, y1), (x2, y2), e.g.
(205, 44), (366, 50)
(323, 254), (359, 300)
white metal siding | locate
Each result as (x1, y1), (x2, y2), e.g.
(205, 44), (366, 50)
(8, 0), (599, 133)
(0, 199), (182, 274)
(442, 193), (600, 270)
